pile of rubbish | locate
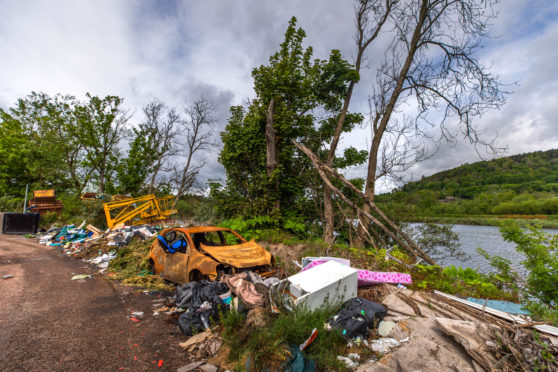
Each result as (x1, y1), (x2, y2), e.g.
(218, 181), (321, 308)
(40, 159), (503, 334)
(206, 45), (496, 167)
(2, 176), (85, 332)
(31, 222), (158, 269)
(165, 256), (558, 371)
(161, 258), (417, 371)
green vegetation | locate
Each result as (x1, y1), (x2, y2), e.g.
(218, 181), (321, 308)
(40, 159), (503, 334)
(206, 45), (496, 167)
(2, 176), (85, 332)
(376, 149), (558, 225)
(219, 215), (307, 241)
(220, 306), (347, 371)
(38, 194), (106, 228)
(412, 265), (517, 300)
(214, 17), (365, 223)
(479, 221), (558, 325)
(107, 237), (172, 291)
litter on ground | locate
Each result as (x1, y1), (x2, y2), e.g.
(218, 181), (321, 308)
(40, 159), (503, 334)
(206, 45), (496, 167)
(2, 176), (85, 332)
(71, 274), (92, 280)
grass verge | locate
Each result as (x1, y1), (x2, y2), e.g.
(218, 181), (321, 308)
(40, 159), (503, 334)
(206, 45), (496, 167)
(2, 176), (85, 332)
(107, 237), (174, 291)
(220, 306), (350, 371)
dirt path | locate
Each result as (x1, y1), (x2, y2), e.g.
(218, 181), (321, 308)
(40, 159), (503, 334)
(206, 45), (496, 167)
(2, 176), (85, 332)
(0, 234), (187, 371)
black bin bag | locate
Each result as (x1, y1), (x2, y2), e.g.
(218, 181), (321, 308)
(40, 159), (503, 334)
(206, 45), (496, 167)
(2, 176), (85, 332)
(329, 297), (387, 339)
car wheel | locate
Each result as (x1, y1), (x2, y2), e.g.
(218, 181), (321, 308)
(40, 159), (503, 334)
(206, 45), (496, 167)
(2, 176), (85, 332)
(189, 270), (209, 282)
(147, 259), (155, 275)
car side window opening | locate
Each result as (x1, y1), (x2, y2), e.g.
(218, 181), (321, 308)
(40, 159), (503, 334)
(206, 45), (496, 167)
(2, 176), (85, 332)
(158, 230), (188, 254)
(204, 231), (222, 245)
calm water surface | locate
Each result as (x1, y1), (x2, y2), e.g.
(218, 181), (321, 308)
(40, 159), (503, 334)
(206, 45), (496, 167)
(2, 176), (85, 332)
(435, 224), (558, 274)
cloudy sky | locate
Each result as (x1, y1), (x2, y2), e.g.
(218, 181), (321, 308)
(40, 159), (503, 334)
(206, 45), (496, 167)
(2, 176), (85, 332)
(1, 0), (557, 192)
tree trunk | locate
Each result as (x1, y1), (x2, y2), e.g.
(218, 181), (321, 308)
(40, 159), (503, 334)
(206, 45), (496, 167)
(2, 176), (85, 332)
(356, 1), (428, 245)
(265, 99), (280, 211)
(149, 159), (163, 194)
(294, 139), (437, 265)
(324, 77), (356, 244)
(322, 0), (393, 244)
(323, 188), (335, 243)
(98, 170), (105, 195)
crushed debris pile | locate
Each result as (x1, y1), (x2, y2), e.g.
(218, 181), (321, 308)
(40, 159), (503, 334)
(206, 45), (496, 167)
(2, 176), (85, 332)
(166, 254), (558, 371)
(26, 224), (558, 370)
(355, 286), (558, 371)
(30, 221), (158, 270)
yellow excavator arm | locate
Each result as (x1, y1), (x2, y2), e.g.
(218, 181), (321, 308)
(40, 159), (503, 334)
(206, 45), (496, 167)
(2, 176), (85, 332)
(103, 194), (177, 229)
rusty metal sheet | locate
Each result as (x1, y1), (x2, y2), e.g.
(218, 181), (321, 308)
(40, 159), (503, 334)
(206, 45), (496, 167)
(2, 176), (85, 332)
(33, 189), (55, 199)
(200, 241), (272, 268)
(187, 254), (219, 279)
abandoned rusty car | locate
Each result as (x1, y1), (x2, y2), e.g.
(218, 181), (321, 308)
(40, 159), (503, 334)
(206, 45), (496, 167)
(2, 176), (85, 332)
(148, 226), (278, 283)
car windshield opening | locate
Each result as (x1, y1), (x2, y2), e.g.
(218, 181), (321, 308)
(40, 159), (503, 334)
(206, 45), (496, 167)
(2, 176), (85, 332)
(192, 231), (243, 248)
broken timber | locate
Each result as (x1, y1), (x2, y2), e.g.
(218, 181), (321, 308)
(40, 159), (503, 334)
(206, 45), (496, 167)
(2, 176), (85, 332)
(292, 140), (436, 265)
(434, 290), (558, 337)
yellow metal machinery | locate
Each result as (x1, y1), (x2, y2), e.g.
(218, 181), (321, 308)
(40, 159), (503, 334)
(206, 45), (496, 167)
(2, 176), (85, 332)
(103, 194), (177, 229)
(28, 189), (63, 215)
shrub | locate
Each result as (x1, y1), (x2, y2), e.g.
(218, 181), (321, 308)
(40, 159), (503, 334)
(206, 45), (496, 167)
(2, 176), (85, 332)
(221, 306), (347, 371)
(0, 195), (24, 212)
(219, 216), (307, 241)
(479, 221), (558, 324)
(500, 221), (558, 307)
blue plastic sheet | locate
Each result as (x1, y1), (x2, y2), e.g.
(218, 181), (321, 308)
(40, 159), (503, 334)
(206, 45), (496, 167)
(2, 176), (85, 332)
(466, 298), (529, 315)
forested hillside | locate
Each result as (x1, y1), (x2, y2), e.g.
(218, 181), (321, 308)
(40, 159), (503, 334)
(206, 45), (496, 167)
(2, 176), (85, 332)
(378, 149), (558, 219)
(402, 149), (558, 196)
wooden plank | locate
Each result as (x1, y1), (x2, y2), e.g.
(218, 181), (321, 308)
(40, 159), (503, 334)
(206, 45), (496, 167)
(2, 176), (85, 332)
(434, 290), (558, 337)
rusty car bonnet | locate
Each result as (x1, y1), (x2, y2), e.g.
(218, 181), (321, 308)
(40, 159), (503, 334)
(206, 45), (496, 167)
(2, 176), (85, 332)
(199, 240), (272, 268)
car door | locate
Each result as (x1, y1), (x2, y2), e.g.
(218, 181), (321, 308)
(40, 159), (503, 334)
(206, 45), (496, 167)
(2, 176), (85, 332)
(161, 231), (190, 283)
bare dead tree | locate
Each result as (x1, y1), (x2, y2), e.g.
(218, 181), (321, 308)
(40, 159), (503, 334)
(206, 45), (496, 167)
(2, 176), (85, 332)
(170, 97), (216, 208)
(140, 100), (182, 193)
(355, 0), (507, 242)
(323, 0), (397, 244)
(375, 116), (438, 185)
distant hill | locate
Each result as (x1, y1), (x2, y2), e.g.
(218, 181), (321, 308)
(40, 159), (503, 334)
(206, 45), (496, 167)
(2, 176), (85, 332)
(399, 149), (558, 198)
(377, 149), (558, 218)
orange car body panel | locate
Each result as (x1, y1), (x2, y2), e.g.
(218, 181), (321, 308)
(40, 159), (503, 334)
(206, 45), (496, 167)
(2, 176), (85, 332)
(148, 226), (275, 284)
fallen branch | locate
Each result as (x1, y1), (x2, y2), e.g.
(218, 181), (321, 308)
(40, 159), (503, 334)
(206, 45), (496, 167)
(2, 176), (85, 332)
(293, 140), (436, 265)
(334, 197), (378, 250)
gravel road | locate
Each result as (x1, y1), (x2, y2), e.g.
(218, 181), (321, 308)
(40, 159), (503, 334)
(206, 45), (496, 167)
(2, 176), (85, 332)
(0, 234), (188, 371)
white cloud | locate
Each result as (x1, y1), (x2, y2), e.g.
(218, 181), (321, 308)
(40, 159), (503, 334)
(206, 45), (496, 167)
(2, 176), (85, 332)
(1, 0), (557, 191)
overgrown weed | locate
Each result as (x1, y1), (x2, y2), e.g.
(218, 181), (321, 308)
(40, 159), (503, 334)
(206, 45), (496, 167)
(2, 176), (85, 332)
(220, 306), (347, 371)
(107, 237), (173, 291)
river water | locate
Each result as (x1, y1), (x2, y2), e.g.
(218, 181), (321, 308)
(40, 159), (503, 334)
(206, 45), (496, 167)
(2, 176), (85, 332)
(434, 224), (558, 274)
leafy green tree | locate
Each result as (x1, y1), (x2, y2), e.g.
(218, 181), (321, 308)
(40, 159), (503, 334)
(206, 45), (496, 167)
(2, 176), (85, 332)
(218, 17), (364, 222)
(74, 94), (129, 195)
(116, 126), (155, 195)
(0, 109), (36, 195)
(0, 92), (86, 194)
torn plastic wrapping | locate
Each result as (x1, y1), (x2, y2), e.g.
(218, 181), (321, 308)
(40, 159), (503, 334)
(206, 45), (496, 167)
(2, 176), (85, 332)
(176, 281), (230, 336)
(175, 280), (229, 309)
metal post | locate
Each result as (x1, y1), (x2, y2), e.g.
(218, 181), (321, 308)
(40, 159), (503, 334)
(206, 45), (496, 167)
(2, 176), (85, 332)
(23, 184), (29, 213)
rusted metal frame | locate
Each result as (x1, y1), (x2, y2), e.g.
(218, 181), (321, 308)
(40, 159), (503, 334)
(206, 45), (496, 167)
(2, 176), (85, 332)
(293, 140), (437, 266)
